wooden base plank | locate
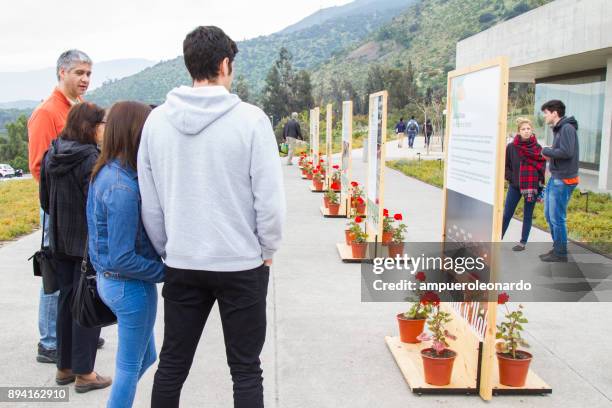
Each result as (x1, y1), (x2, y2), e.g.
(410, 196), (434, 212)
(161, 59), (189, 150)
(336, 243), (370, 263)
(310, 185), (325, 193)
(385, 336), (478, 395)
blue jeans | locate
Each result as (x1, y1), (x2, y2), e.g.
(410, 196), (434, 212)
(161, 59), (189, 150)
(501, 185), (536, 244)
(39, 208), (58, 350)
(544, 177), (577, 255)
(98, 275), (158, 408)
(407, 132), (417, 147)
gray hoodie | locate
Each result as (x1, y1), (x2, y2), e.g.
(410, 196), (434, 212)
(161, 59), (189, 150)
(137, 85), (286, 272)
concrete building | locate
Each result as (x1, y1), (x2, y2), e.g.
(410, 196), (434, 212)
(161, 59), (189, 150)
(455, 0), (612, 192)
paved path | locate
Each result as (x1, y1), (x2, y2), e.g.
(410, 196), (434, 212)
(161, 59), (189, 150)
(0, 144), (611, 407)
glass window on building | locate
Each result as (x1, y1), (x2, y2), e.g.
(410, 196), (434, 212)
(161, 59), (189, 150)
(534, 70), (606, 170)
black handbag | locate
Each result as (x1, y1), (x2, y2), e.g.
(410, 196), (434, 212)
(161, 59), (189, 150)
(71, 240), (117, 328)
(28, 212), (58, 294)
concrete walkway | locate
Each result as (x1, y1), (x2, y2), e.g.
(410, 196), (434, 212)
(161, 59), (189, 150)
(0, 143), (611, 407)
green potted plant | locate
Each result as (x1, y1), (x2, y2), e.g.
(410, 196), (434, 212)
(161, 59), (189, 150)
(382, 209), (393, 244)
(350, 181), (365, 215)
(312, 168), (324, 190)
(326, 189), (340, 215)
(496, 293), (532, 387)
(388, 213), (407, 257)
(417, 299), (458, 386)
(397, 271), (430, 343)
(349, 216), (368, 258)
(331, 165), (341, 191)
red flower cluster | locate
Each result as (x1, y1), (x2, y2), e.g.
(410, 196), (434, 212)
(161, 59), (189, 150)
(356, 197), (364, 204)
(355, 216), (363, 223)
(498, 292), (510, 305)
(415, 271), (426, 282)
(394, 213), (402, 221)
(333, 165), (339, 169)
(383, 208), (389, 217)
(351, 181), (358, 187)
(331, 182), (340, 190)
(420, 291), (440, 307)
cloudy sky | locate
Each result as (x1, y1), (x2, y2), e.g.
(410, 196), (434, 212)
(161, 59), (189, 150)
(1, 0), (352, 72)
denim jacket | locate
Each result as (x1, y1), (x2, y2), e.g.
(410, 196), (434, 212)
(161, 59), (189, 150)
(86, 160), (164, 283)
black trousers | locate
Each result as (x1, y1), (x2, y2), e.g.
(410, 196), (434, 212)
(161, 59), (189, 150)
(55, 258), (100, 374)
(152, 264), (270, 408)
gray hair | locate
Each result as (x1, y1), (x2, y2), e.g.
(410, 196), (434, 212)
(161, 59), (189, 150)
(291, 112), (298, 119)
(56, 49), (92, 81)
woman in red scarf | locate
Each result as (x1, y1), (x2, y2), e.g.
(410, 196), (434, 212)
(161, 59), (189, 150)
(502, 118), (546, 251)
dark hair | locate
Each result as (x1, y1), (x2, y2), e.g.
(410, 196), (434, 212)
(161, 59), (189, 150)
(183, 26), (238, 81)
(91, 101), (152, 181)
(411, 116), (415, 120)
(60, 102), (105, 145)
(541, 99), (565, 117)
(399, 117), (404, 121)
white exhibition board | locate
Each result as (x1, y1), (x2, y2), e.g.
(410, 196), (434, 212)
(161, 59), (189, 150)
(446, 65), (502, 206)
(310, 107), (320, 165)
(341, 101), (353, 202)
(366, 91), (387, 239)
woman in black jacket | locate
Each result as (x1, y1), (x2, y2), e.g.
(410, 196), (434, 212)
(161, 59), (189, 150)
(40, 102), (112, 393)
(501, 118), (546, 251)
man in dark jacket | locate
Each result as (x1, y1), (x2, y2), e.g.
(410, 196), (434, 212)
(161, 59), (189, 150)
(540, 99), (579, 262)
(283, 112), (303, 165)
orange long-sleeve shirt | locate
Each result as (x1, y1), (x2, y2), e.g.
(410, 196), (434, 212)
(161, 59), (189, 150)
(27, 88), (79, 181)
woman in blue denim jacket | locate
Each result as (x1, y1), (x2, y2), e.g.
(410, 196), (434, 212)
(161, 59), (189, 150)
(86, 101), (164, 408)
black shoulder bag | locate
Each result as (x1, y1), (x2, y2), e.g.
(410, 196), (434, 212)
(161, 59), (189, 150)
(71, 238), (117, 328)
(28, 211), (58, 294)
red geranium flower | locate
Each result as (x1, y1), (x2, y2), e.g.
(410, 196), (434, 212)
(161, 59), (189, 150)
(394, 213), (402, 221)
(498, 292), (510, 305)
(357, 197), (364, 204)
(312, 169), (318, 174)
(333, 165), (339, 169)
(331, 182), (340, 190)
(319, 159), (324, 163)
(415, 271), (426, 282)
(420, 291), (440, 307)
(383, 209), (389, 217)
(355, 216), (363, 223)
(351, 181), (358, 187)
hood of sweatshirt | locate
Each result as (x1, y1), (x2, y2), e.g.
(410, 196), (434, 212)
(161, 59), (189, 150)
(164, 85), (241, 135)
(553, 116), (578, 132)
(46, 138), (98, 176)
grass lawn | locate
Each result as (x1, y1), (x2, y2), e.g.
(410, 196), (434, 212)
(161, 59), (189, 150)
(0, 179), (40, 242)
(387, 159), (612, 251)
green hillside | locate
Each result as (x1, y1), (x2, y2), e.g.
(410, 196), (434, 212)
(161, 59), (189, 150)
(312, 0), (552, 100)
(88, 0), (415, 107)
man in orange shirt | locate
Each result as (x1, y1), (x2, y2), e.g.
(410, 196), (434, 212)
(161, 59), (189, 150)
(27, 49), (98, 364)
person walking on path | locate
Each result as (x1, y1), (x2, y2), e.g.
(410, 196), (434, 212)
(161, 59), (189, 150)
(405, 116), (419, 148)
(138, 26), (286, 408)
(27, 49), (106, 364)
(395, 117), (406, 147)
(39, 102), (111, 392)
(539, 99), (580, 262)
(423, 119), (433, 148)
(501, 118), (546, 251)
(87, 102), (165, 408)
(283, 112), (303, 165)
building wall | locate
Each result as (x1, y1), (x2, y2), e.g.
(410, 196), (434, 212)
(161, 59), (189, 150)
(456, 0), (612, 82)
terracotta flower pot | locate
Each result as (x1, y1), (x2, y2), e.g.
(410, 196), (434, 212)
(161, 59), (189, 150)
(344, 230), (354, 245)
(313, 180), (323, 191)
(351, 242), (367, 258)
(307, 173), (313, 180)
(497, 351), (532, 387)
(387, 242), (404, 258)
(396, 314), (426, 344)
(382, 231), (393, 244)
(328, 203), (340, 215)
(355, 203), (366, 215)
(421, 348), (457, 386)
(323, 196), (330, 208)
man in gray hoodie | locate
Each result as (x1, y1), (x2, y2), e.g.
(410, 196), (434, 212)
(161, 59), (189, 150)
(539, 99), (579, 262)
(138, 26), (286, 408)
